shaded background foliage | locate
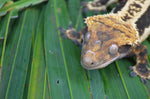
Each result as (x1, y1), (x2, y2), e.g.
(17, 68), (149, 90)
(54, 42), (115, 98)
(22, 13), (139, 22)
(0, 0), (150, 99)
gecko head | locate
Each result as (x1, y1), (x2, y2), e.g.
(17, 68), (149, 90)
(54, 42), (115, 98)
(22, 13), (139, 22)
(81, 15), (138, 70)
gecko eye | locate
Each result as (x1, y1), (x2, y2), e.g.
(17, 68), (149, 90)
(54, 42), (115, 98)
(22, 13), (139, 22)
(109, 44), (118, 54)
(84, 32), (90, 42)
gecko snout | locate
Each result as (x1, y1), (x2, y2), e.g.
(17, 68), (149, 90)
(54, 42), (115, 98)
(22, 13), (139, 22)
(82, 50), (96, 66)
(83, 56), (95, 66)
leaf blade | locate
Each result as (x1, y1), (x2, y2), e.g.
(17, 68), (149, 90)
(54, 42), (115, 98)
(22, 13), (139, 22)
(2, 9), (35, 99)
(27, 7), (47, 99)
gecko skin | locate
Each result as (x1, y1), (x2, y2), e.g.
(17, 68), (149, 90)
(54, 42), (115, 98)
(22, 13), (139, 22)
(59, 0), (150, 83)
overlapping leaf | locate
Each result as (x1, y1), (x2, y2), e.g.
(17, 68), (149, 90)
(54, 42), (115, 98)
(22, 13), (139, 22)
(0, 0), (47, 17)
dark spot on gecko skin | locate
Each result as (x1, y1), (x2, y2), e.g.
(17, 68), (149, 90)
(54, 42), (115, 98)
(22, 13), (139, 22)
(80, 26), (88, 35)
(139, 57), (148, 65)
(93, 20), (125, 34)
(71, 31), (81, 39)
(132, 2), (142, 9)
(136, 63), (149, 76)
(94, 19), (110, 27)
(105, 17), (132, 34)
(113, 28), (124, 34)
(135, 44), (143, 51)
(122, 13), (132, 21)
(127, 2), (142, 16)
(132, 44), (150, 78)
(136, 5), (150, 36)
(99, 0), (109, 5)
(121, 1), (146, 21)
(97, 31), (112, 42)
(113, 0), (127, 13)
(139, 49), (147, 56)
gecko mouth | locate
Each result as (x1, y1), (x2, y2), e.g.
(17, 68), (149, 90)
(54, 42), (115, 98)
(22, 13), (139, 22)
(81, 56), (120, 70)
(81, 51), (130, 70)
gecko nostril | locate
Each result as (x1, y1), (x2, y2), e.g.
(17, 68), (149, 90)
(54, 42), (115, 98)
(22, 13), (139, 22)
(91, 62), (94, 65)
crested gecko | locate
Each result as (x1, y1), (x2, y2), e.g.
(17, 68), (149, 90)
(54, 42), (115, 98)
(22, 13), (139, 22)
(59, 0), (150, 83)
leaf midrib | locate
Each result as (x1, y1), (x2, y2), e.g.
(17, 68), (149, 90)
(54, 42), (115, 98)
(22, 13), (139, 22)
(53, 0), (73, 99)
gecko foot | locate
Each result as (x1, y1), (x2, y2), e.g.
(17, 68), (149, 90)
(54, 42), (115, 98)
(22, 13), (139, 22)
(129, 65), (150, 84)
(129, 66), (133, 70)
(140, 78), (147, 84)
(130, 71), (137, 77)
(58, 22), (75, 39)
(58, 22), (83, 46)
(58, 27), (68, 39)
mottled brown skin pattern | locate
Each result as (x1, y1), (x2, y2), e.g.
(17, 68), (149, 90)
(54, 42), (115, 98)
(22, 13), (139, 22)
(121, 1), (143, 21)
(131, 45), (150, 79)
(59, 0), (150, 83)
(86, 15), (138, 46)
(136, 6), (150, 36)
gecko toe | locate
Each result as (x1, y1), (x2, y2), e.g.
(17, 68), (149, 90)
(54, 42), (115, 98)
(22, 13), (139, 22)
(58, 27), (68, 39)
(58, 27), (66, 33)
(68, 22), (73, 29)
(129, 66), (133, 70)
(60, 32), (68, 39)
(140, 78), (147, 84)
(81, 2), (88, 6)
(130, 71), (137, 77)
(72, 40), (80, 46)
